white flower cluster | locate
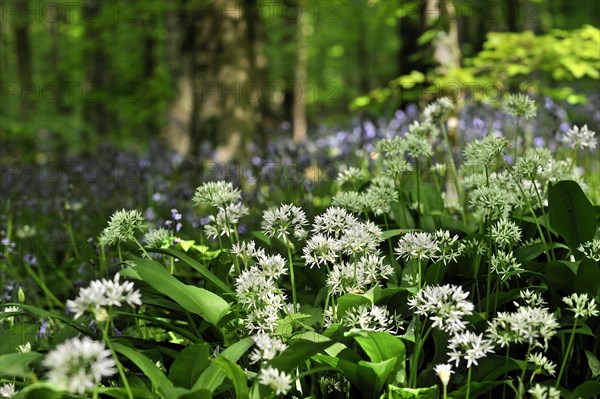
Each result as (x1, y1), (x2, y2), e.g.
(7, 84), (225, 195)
(326, 252), (393, 295)
(423, 97), (454, 123)
(527, 352), (556, 376)
(408, 284), (474, 334)
(235, 252), (288, 333)
(144, 227), (171, 248)
(312, 206), (358, 238)
(434, 364), (454, 387)
(43, 337), (117, 395)
(250, 333), (288, 364)
(487, 304), (559, 350)
(302, 206), (393, 299)
(490, 250), (523, 283)
(562, 293), (599, 319)
(562, 124), (597, 151)
(447, 331), (495, 368)
(66, 273), (142, 319)
(204, 203), (249, 239)
(325, 303), (402, 333)
(463, 134), (508, 168)
(258, 366), (293, 395)
(100, 209), (145, 245)
(336, 166), (365, 187)
(232, 240), (265, 264)
(503, 93), (537, 120)
(0, 383), (15, 398)
(528, 384), (561, 399)
(395, 231), (463, 266)
(193, 181), (246, 241)
(578, 237), (600, 261)
(262, 204), (308, 244)
(489, 218), (522, 248)
(192, 181), (241, 208)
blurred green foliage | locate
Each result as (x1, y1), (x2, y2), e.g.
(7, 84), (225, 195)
(352, 25), (600, 112)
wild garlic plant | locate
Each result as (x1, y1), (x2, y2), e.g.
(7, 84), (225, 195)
(4, 95), (598, 399)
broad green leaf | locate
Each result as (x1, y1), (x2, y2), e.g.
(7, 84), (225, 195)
(133, 259), (230, 326)
(169, 344), (211, 389)
(337, 293), (371, 318)
(213, 356), (250, 399)
(193, 338), (254, 392)
(381, 229), (403, 240)
(448, 381), (502, 399)
(388, 384), (439, 399)
(269, 340), (334, 372)
(12, 382), (62, 399)
(178, 240), (195, 252)
(359, 358), (397, 394)
(574, 259), (600, 297)
(113, 341), (173, 395)
(275, 313), (311, 337)
(0, 352), (42, 378)
(569, 381), (600, 399)
(353, 331), (405, 363)
(148, 248), (232, 294)
(585, 350), (600, 378)
(292, 331), (347, 357)
(159, 387), (213, 399)
(114, 311), (199, 342)
(548, 180), (596, 249)
(251, 231), (271, 246)
(96, 387), (151, 399)
(15, 304), (92, 335)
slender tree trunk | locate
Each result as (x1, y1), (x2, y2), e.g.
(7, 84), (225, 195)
(162, 1), (192, 156)
(293, 0), (308, 144)
(191, 0), (256, 162)
(83, 0), (107, 137)
(14, 0), (33, 117)
(507, 0), (520, 32)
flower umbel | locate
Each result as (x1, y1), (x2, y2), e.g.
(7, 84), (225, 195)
(258, 366), (293, 395)
(562, 293), (599, 319)
(100, 209), (145, 245)
(562, 125), (597, 151)
(43, 337), (117, 394)
(66, 273), (142, 319)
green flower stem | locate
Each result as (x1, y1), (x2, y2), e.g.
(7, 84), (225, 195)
(286, 243), (298, 313)
(383, 214), (395, 263)
(417, 257), (422, 290)
(531, 183), (556, 261)
(102, 323), (133, 399)
(133, 237), (151, 260)
(415, 160), (421, 227)
(502, 346), (510, 399)
(409, 322), (432, 388)
(504, 161), (552, 262)
(439, 122), (464, 220)
(519, 344), (532, 388)
(65, 218), (81, 259)
(485, 216), (493, 318)
(556, 319), (578, 389)
(117, 244), (123, 265)
(514, 116), (521, 161)
(23, 262), (62, 308)
(466, 366), (473, 399)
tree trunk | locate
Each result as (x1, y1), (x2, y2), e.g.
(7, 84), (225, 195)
(83, 0), (108, 137)
(506, 0), (520, 32)
(293, 0), (308, 145)
(397, 1), (424, 77)
(13, 0), (33, 117)
(190, 0), (256, 163)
